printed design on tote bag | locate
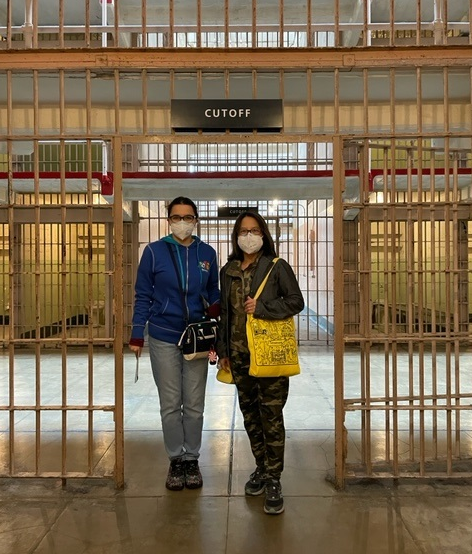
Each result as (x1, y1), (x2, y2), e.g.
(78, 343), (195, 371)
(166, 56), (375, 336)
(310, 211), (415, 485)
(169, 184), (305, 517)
(248, 316), (298, 367)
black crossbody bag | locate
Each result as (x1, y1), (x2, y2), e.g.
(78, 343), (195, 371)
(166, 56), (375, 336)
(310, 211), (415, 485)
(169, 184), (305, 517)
(167, 243), (218, 361)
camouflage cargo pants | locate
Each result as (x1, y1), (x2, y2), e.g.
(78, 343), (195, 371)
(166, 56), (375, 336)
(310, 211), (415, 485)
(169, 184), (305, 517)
(230, 350), (289, 480)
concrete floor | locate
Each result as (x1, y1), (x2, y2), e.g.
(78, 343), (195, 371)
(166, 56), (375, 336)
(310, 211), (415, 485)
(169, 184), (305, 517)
(2, 347), (472, 554)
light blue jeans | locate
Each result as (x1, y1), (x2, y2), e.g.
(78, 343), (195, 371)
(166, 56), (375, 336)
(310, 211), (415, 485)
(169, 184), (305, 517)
(148, 336), (208, 461)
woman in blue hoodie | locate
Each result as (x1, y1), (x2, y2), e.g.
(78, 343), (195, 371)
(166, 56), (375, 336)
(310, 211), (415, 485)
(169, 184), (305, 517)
(129, 197), (220, 491)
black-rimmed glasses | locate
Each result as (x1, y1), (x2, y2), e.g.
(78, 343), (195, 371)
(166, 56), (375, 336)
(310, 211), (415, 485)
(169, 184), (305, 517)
(169, 215), (197, 223)
(238, 228), (262, 236)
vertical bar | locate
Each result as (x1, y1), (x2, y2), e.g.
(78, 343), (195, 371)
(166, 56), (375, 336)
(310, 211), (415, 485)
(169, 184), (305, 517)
(416, 0), (421, 47)
(380, 145), (391, 464)
(359, 142), (372, 474)
(333, 0), (339, 47)
(389, 68), (396, 134)
(113, 136), (125, 489)
(141, 0), (147, 47)
(86, 139), (94, 476)
(85, 0), (91, 48)
(442, 0), (448, 44)
(86, 69), (92, 135)
(142, 69), (148, 135)
(306, 70), (312, 135)
(279, 0), (284, 48)
(7, 137), (14, 475)
(333, 135), (345, 488)
(252, 0), (257, 48)
(114, 0), (120, 46)
(6, 0), (12, 50)
(429, 150), (438, 458)
(443, 66), (452, 475)
(32, 67), (41, 475)
(33, 137), (41, 475)
(334, 69), (340, 135)
(224, 0), (229, 48)
(405, 147), (415, 464)
(32, 0), (39, 48)
(306, 0), (312, 48)
(59, 0), (64, 48)
(363, 69), (368, 134)
(114, 70), (120, 133)
(390, 141), (399, 476)
(416, 142), (426, 476)
(452, 154), (461, 460)
(59, 70), (65, 136)
(196, 0), (202, 48)
(60, 139), (68, 479)
(169, 0), (174, 47)
(362, 0), (368, 47)
(389, 0), (395, 47)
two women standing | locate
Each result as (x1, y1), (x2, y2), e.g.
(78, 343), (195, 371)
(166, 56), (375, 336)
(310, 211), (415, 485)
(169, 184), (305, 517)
(129, 201), (304, 516)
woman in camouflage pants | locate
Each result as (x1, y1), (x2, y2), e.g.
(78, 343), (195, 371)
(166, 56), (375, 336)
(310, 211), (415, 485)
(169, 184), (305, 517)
(217, 211), (304, 515)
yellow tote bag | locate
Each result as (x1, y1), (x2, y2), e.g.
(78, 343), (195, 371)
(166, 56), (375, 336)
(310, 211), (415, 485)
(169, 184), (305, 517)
(246, 259), (301, 378)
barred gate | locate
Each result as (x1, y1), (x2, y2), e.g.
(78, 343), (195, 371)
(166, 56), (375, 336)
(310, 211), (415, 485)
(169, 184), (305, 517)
(0, 138), (124, 487)
(335, 137), (472, 487)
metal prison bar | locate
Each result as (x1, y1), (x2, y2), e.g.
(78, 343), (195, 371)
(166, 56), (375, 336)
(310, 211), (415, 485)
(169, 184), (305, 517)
(339, 138), (472, 482)
(1, 5), (472, 490)
(1, 0), (471, 49)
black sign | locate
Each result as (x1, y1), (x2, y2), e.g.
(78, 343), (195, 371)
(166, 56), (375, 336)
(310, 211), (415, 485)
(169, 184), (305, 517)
(217, 206), (259, 218)
(171, 99), (283, 131)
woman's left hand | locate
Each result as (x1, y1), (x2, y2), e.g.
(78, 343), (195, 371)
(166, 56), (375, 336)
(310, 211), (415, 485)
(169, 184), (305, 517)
(244, 296), (257, 314)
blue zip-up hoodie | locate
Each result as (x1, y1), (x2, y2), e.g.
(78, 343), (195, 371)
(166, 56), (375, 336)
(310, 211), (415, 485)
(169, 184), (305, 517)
(130, 235), (220, 344)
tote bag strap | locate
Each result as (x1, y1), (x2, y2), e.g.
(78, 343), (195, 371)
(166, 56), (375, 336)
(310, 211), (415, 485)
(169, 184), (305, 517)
(253, 258), (279, 300)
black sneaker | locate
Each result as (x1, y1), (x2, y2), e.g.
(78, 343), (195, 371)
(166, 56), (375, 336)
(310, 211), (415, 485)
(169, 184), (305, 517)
(264, 479), (284, 515)
(185, 460), (203, 489)
(165, 458), (185, 491)
(244, 468), (265, 496)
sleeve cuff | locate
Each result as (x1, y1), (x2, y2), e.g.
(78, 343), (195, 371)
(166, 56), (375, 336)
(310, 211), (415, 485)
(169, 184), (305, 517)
(129, 338), (144, 347)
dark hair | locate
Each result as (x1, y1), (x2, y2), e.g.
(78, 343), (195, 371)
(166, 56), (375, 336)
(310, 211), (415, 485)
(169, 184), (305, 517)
(167, 196), (199, 219)
(228, 211), (277, 261)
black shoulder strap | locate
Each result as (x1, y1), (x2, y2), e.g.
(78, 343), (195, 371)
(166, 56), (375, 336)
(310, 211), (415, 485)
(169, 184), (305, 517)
(166, 242), (188, 324)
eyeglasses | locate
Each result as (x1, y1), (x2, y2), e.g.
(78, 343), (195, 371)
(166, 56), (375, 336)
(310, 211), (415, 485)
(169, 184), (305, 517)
(169, 215), (197, 223)
(238, 228), (262, 237)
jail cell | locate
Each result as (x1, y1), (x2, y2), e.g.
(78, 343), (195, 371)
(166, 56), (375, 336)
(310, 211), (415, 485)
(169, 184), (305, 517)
(0, 139), (121, 483)
(339, 139), (472, 483)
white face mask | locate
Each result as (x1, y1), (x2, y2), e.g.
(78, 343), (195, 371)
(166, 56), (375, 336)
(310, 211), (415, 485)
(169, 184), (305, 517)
(238, 233), (263, 255)
(171, 221), (195, 241)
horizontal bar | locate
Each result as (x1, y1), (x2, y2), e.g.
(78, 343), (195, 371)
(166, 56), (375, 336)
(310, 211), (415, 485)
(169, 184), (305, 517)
(0, 405), (114, 411)
(1, 46), (472, 71)
(344, 472), (472, 480)
(0, 334), (115, 346)
(0, 472), (114, 479)
(0, 21), (469, 35)
(0, 207), (114, 224)
(345, 392), (472, 404)
(344, 405), (472, 411)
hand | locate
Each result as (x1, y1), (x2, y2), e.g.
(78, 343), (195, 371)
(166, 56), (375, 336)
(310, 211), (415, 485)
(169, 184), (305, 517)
(129, 344), (142, 357)
(218, 357), (231, 371)
(244, 296), (257, 314)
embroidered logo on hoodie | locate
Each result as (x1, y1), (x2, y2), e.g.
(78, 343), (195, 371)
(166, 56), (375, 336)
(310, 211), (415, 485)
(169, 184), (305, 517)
(200, 260), (211, 272)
